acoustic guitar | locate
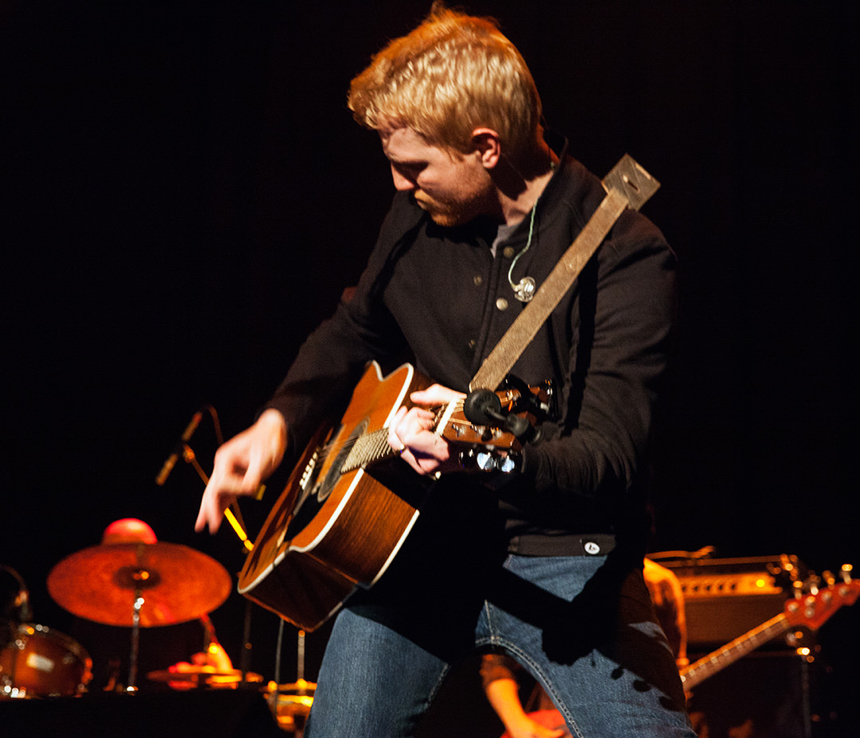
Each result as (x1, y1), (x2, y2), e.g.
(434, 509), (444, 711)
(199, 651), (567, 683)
(237, 361), (548, 631)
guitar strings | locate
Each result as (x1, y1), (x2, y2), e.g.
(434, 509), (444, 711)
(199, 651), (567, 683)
(311, 400), (468, 466)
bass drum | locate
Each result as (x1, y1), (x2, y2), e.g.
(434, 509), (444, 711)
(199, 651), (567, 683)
(0, 623), (92, 698)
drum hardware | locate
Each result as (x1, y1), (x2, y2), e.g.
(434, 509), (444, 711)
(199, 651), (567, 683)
(273, 621), (306, 689)
(1, 565), (32, 623)
(268, 628), (314, 735)
(267, 678), (316, 736)
(33, 405), (262, 695)
(128, 583), (143, 691)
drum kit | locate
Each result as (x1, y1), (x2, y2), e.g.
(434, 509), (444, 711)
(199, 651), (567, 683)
(1, 540), (315, 733)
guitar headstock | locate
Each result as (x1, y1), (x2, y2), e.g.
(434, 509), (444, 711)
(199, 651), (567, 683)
(435, 380), (554, 453)
(439, 389), (524, 452)
(784, 566), (859, 631)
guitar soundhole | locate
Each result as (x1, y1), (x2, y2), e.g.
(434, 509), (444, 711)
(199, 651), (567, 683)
(284, 419), (367, 540)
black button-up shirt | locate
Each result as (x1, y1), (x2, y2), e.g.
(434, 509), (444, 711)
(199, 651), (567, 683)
(266, 137), (676, 555)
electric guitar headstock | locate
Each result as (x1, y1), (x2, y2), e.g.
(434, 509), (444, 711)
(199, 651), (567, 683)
(679, 564), (858, 692)
(784, 565), (859, 631)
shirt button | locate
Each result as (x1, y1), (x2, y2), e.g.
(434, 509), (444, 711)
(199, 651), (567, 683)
(502, 246), (515, 258)
(496, 298), (509, 311)
(468, 339), (476, 350)
(473, 275), (483, 286)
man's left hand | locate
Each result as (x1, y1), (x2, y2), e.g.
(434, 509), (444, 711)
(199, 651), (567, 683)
(387, 384), (465, 477)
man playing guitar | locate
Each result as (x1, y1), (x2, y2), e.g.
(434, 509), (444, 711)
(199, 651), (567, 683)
(195, 5), (693, 736)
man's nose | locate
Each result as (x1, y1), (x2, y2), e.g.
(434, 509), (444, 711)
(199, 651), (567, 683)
(391, 165), (416, 192)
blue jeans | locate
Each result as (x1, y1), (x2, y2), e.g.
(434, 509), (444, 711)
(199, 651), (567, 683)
(304, 553), (696, 737)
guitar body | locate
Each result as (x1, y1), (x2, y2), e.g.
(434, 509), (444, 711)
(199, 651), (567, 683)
(238, 362), (431, 631)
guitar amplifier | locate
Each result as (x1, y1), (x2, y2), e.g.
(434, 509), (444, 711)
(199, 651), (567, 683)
(657, 554), (805, 650)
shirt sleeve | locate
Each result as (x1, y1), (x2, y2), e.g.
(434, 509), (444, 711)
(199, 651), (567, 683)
(480, 652), (520, 687)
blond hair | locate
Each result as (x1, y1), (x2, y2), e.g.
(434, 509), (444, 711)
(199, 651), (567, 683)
(348, 6), (543, 165)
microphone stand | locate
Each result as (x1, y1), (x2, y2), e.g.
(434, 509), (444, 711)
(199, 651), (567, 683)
(168, 406), (258, 687)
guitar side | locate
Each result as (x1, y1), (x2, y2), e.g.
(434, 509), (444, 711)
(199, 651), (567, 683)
(237, 362), (429, 631)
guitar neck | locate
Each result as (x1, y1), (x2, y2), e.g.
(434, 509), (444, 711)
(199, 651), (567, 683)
(679, 612), (790, 690)
(341, 395), (485, 475)
(338, 396), (458, 474)
(341, 427), (396, 474)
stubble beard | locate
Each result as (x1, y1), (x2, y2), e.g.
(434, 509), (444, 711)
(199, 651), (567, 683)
(415, 186), (495, 228)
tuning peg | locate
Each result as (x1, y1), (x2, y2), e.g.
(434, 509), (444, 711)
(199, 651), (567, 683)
(792, 579), (805, 599)
(474, 451), (519, 473)
(778, 554), (798, 579)
(475, 451), (498, 472)
(840, 564), (853, 583)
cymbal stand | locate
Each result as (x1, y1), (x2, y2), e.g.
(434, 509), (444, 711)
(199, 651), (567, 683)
(240, 598), (254, 686)
(297, 629), (306, 683)
(127, 579), (144, 691)
(273, 621), (306, 686)
(274, 618), (285, 685)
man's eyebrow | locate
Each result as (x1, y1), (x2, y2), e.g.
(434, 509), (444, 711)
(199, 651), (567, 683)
(386, 152), (423, 164)
(389, 158), (427, 170)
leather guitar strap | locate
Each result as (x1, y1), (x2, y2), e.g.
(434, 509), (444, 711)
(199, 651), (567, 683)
(469, 154), (660, 392)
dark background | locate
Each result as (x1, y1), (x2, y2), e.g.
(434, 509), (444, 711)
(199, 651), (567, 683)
(2, 0), (858, 733)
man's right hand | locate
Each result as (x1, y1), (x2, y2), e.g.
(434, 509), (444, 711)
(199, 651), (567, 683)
(195, 409), (288, 534)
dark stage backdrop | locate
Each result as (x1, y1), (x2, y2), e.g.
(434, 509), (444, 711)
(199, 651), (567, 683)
(2, 1), (858, 734)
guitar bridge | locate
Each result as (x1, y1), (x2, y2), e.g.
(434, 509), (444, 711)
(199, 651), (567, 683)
(299, 450), (318, 491)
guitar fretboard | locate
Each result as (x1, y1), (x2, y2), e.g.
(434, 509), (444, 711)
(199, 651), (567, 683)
(341, 428), (393, 473)
(680, 613), (789, 689)
(339, 398), (467, 474)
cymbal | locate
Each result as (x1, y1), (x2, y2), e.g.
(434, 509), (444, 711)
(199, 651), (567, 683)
(146, 667), (263, 686)
(47, 542), (232, 627)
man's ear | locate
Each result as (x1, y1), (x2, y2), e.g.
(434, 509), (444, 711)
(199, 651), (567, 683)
(471, 128), (502, 169)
